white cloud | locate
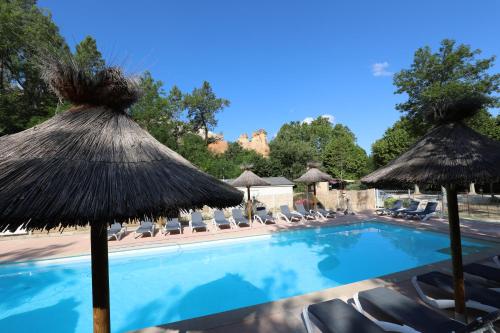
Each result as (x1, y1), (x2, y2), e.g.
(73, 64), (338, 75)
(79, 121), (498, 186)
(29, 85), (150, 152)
(321, 114), (335, 123)
(301, 114), (335, 124)
(372, 62), (393, 77)
(302, 117), (314, 124)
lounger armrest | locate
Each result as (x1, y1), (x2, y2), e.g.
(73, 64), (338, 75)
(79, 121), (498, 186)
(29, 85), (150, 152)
(228, 217), (237, 227)
(411, 276), (454, 309)
(277, 212), (287, 221)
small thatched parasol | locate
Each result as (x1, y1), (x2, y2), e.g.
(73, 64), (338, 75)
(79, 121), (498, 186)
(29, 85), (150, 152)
(294, 162), (333, 210)
(0, 56), (243, 333)
(362, 99), (500, 321)
(231, 165), (270, 225)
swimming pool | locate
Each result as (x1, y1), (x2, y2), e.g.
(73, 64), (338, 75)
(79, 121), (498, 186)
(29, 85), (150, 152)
(0, 221), (494, 333)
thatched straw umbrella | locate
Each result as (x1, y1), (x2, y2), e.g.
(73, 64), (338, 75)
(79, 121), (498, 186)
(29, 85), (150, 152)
(294, 162), (333, 210)
(362, 98), (500, 321)
(231, 165), (270, 225)
(0, 58), (243, 333)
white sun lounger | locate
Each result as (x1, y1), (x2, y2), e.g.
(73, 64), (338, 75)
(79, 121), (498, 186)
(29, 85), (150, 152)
(412, 271), (499, 313)
(277, 205), (303, 223)
(134, 220), (155, 238)
(161, 218), (182, 235)
(107, 222), (126, 241)
(190, 212), (208, 232)
(213, 210), (232, 230)
(231, 209), (251, 227)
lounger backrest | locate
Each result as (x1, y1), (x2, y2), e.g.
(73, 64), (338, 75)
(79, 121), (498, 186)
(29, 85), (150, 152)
(141, 221), (152, 228)
(167, 218), (180, 226)
(280, 205), (291, 215)
(214, 210), (226, 222)
(232, 209), (244, 220)
(424, 201), (438, 213)
(407, 200), (420, 210)
(257, 209), (268, 217)
(191, 212), (203, 224)
(392, 200), (402, 209)
(110, 222), (121, 231)
(295, 203), (307, 213)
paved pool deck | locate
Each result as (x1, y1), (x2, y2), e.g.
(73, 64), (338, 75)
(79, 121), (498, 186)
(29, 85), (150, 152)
(1, 211), (499, 332)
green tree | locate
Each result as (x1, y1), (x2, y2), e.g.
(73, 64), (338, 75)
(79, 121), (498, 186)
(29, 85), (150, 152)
(372, 40), (500, 167)
(394, 39), (499, 125)
(0, 0), (68, 134)
(74, 36), (105, 73)
(129, 72), (185, 149)
(465, 109), (500, 141)
(269, 133), (316, 180)
(323, 124), (369, 180)
(184, 81), (230, 144)
(371, 118), (416, 167)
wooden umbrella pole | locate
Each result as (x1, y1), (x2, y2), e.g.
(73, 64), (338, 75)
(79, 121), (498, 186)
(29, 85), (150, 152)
(313, 183), (317, 211)
(247, 186), (252, 227)
(90, 223), (111, 333)
(445, 184), (467, 322)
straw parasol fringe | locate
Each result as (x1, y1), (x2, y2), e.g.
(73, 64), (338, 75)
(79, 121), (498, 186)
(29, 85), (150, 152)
(0, 106), (243, 232)
(294, 164), (333, 210)
(231, 169), (270, 225)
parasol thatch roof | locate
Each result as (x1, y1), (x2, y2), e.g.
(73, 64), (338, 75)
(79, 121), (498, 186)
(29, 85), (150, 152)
(231, 170), (270, 187)
(361, 122), (500, 187)
(294, 167), (334, 184)
(0, 60), (243, 232)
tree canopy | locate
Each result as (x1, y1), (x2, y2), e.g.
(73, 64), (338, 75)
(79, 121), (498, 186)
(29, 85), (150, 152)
(394, 39), (499, 125)
(74, 36), (105, 73)
(0, 0), (67, 134)
(373, 39), (500, 168)
(269, 118), (369, 180)
(184, 81), (230, 144)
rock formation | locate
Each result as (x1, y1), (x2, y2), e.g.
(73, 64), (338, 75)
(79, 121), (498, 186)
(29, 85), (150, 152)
(237, 129), (270, 157)
(206, 129), (270, 157)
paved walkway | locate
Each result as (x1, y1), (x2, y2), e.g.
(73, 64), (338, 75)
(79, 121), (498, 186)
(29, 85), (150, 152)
(1, 212), (498, 263)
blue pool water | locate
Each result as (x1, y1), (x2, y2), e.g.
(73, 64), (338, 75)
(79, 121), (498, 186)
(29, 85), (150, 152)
(0, 221), (495, 333)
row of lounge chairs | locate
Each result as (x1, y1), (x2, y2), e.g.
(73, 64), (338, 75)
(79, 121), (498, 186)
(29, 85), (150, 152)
(376, 200), (438, 222)
(303, 255), (500, 333)
(107, 203), (338, 240)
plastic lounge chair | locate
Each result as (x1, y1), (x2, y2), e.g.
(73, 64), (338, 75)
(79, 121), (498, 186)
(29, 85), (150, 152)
(213, 210), (232, 230)
(162, 218), (182, 235)
(230, 208), (250, 227)
(134, 220), (155, 238)
(315, 206), (336, 219)
(465, 263), (500, 285)
(295, 203), (316, 220)
(376, 200), (402, 216)
(412, 271), (500, 313)
(393, 200), (420, 217)
(302, 298), (386, 333)
(254, 209), (276, 225)
(354, 287), (499, 333)
(190, 212), (208, 232)
(278, 205), (302, 223)
(107, 222), (126, 241)
(405, 201), (438, 221)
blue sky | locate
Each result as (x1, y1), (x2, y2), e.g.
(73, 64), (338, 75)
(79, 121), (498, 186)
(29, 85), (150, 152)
(39, 0), (500, 153)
